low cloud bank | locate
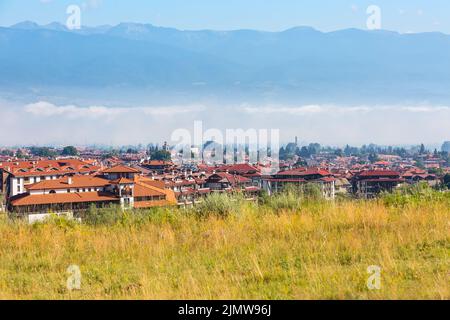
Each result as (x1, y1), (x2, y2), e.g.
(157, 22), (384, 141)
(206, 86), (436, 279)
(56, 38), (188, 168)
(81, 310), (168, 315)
(25, 101), (206, 119)
(0, 101), (448, 146)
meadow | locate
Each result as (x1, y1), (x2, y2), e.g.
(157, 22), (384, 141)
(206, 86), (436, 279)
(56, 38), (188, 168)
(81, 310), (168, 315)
(0, 185), (448, 300)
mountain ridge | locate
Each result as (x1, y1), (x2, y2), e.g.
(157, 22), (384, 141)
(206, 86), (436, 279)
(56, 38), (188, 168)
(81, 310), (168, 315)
(1, 21), (450, 103)
(7, 20), (450, 36)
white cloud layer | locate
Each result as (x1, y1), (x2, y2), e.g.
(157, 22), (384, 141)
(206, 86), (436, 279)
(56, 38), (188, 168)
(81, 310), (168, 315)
(0, 101), (449, 146)
(243, 104), (450, 115)
(24, 101), (206, 119)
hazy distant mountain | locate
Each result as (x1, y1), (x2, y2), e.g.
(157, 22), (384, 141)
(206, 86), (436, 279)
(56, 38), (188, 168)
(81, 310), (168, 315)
(1, 22), (450, 103)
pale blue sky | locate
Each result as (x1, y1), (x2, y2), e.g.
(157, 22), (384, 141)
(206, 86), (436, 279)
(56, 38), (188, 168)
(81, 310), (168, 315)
(0, 0), (449, 33)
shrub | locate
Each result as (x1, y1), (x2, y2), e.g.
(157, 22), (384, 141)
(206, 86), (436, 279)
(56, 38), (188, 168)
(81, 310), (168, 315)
(191, 193), (243, 218)
(260, 184), (302, 211)
(82, 204), (125, 226)
(261, 183), (325, 212)
(382, 182), (449, 207)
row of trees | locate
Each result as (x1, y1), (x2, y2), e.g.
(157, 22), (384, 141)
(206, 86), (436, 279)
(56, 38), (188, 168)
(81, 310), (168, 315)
(16, 146), (79, 159)
(280, 141), (450, 164)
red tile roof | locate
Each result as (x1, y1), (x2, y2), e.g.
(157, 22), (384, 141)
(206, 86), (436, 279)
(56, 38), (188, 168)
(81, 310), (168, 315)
(134, 183), (166, 197)
(276, 167), (332, 177)
(358, 170), (400, 177)
(0, 159), (99, 177)
(133, 177), (177, 207)
(102, 165), (141, 174)
(109, 178), (135, 185)
(27, 176), (110, 191)
(361, 178), (404, 183)
(10, 191), (119, 207)
(211, 173), (251, 185)
(143, 160), (174, 166)
(216, 163), (259, 174)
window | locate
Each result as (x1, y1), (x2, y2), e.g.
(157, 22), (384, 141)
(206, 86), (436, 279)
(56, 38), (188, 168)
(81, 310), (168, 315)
(67, 189), (71, 193)
(49, 190), (56, 194)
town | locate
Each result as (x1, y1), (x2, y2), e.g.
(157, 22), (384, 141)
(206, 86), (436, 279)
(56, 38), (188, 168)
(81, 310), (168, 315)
(1, 140), (449, 220)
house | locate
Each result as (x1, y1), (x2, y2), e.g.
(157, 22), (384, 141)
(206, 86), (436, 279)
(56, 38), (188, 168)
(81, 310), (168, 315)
(7, 165), (177, 216)
(133, 177), (178, 209)
(262, 167), (336, 199)
(0, 159), (100, 198)
(204, 172), (260, 199)
(335, 178), (352, 195)
(215, 164), (263, 187)
(205, 172), (252, 191)
(101, 164), (140, 178)
(352, 170), (404, 198)
(402, 169), (440, 187)
(140, 160), (175, 174)
(147, 171), (212, 205)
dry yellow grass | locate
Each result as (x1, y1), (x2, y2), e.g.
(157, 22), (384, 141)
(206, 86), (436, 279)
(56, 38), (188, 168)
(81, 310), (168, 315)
(0, 198), (448, 300)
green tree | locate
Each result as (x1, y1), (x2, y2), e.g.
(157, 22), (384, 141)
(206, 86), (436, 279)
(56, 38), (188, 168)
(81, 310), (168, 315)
(308, 143), (321, 155)
(150, 150), (171, 161)
(368, 153), (379, 163)
(444, 174), (450, 189)
(61, 146), (79, 156)
(15, 149), (25, 158)
(419, 143), (426, 155)
(30, 147), (57, 158)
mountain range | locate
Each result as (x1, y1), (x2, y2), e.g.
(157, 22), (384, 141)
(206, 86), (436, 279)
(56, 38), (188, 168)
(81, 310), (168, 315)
(1, 21), (450, 104)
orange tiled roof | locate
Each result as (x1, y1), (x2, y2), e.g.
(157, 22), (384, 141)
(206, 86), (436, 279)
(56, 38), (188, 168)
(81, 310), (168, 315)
(109, 177), (135, 185)
(209, 172), (251, 185)
(216, 163), (259, 174)
(277, 167), (332, 177)
(134, 183), (166, 197)
(102, 165), (141, 174)
(27, 176), (110, 191)
(143, 160), (174, 166)
(134, 176), (177, 205)
(135, 177), (166, 189)
(133, 199), (176, 209)
(0, 159), (99, 177)
(10, 191), (119, 207)
(358, 170), (400, 177)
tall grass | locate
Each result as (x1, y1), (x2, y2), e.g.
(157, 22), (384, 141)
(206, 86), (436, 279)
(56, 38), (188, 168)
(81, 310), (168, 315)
(0, 188), (448, 300)
(382, 182), (450, 207)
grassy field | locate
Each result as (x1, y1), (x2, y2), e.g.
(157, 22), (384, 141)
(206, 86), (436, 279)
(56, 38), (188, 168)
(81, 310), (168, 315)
(0, 187), (448, 300)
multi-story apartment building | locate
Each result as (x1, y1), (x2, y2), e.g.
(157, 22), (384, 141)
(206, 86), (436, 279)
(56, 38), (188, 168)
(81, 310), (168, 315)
(7, 165), (176, 215)
(351, 170), (404, 198)
(262, 167), (336, 199)
(0, 159), (100, 198)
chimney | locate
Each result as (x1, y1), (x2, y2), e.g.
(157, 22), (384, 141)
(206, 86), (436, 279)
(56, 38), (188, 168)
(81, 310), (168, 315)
(68, 177), (73, 185)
